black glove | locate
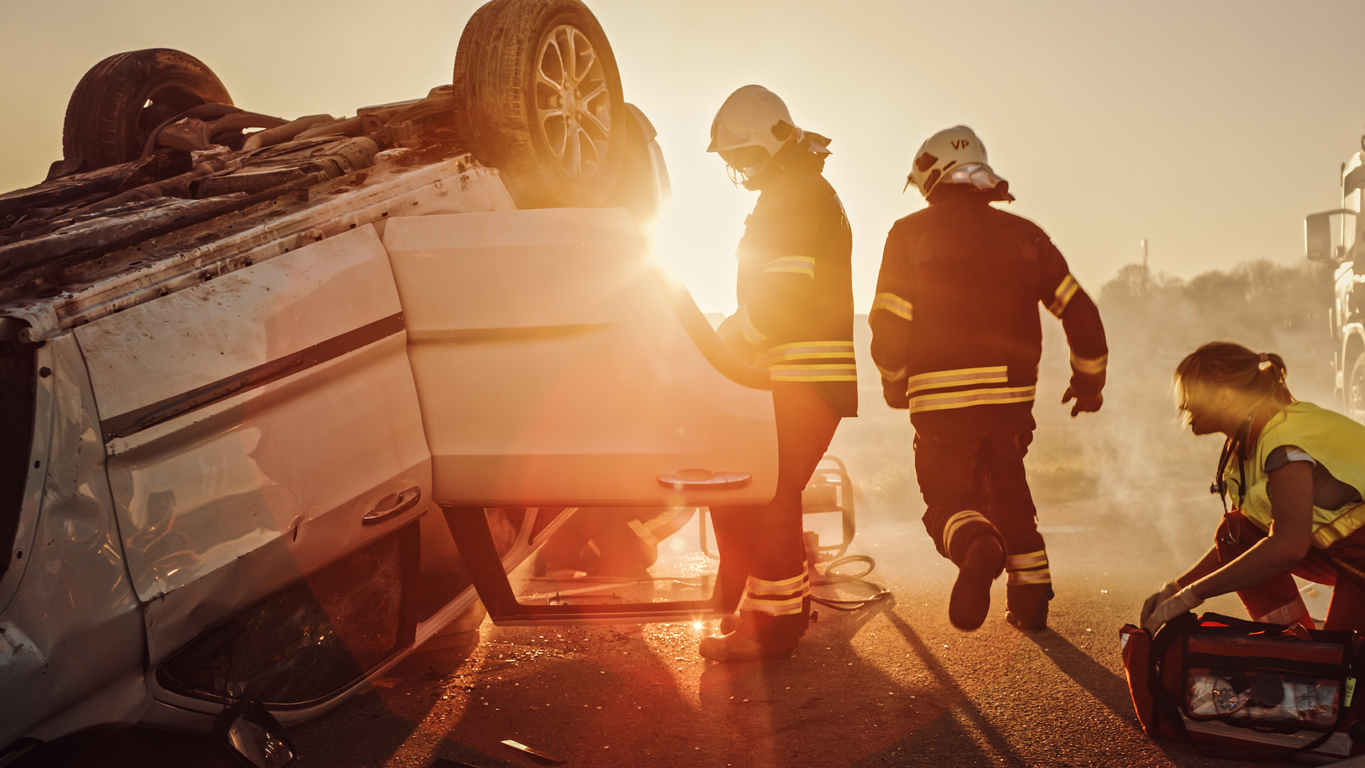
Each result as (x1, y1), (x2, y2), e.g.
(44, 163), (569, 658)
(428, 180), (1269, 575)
(883, 378), (909, 409)
(1061, 386), (1103, 417)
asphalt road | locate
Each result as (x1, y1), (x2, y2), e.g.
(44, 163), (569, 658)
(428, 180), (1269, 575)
(12, 436), (1335, 768)
(279, 492), (1265, 768)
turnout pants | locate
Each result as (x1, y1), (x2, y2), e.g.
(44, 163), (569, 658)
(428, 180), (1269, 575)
(914, 431), (1053, 593)
(710, 383), (840, 647)
(1216, 510), (1365, 632)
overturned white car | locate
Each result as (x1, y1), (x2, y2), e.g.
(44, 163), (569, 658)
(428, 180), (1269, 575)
(0, 0), (779, 761)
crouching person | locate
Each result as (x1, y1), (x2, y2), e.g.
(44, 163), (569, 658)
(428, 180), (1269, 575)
(1143, 342), (1365, 634)
(871, 126), (1107, 631)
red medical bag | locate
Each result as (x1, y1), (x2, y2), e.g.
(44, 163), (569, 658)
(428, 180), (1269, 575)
(1120, 613), (1365, 759)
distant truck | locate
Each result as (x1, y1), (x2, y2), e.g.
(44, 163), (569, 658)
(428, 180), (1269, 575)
(0, 0), (781, 761)
(1306, 135), (1365, 420)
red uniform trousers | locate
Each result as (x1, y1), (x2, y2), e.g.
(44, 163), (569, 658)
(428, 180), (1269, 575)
(710, 382), (840, 647)
(1216, 509), (1365, 632)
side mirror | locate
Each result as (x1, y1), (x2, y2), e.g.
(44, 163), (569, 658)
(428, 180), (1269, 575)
(1306, 209), (1356, 263)
(213, 700), (296, 768)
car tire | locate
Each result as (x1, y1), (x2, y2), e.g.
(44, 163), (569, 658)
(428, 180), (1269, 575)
(453, 0), (626, 208)
(62, 48), (233, 170)
(1349, 350), (1365, 423)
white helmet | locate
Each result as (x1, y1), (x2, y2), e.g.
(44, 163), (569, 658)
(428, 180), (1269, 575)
(906, 125), (1010, 201)
(707, 85), (801, 181)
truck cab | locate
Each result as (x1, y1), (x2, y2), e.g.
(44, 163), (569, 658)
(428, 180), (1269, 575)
(1306, 145), (1365, 419)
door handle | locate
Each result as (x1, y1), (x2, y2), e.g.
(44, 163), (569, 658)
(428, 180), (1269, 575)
(363, 487), (422, 525)
(656, 470), (751, 491)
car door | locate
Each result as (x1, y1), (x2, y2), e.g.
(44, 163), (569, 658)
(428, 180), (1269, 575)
(75, 224), (431, 711)
(382, 206), (779, 509)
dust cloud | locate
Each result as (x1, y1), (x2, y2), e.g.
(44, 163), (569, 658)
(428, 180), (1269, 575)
(827, 258), (1336, 571)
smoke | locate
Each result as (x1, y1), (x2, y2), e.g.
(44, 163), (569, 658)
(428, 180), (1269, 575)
(828, 258), (1337, 568)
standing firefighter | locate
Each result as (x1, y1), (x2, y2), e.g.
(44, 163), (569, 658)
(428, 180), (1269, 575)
(701, 85), (857, 662)
(871, 126), (1107, 631)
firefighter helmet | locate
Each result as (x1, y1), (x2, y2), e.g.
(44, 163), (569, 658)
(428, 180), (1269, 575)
(707, 85), (800, 182)
(906, 125), (1009, 200)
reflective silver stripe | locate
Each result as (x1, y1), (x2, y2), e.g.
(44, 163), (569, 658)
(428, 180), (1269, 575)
(745, 571), (810, 595)
(876, 363), (908, 382)
(1070, 351), (1107, 375)
(763, 255), (816, 278)
(1006, 549), (1048, 571)
(755, 341), (855, 366)
(909, 385), (1036, 413)
(905, 366), (1008, 395)
(1254, 599), (1309, 625)
(1007, 568), (1051, 586)
(871, 292), (913, 322)
(768, 364), (858, 382)
(1048, 275), (1079, 317)
(739, 304), (767, 344)
(943, 510), (990, 553)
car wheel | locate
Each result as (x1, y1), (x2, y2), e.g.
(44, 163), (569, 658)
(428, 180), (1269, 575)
(453, 0), (626, 208)
(62, 48), (233, 170)
(1349, 351), (1365, 423)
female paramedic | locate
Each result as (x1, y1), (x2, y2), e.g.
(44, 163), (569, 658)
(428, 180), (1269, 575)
(1142, 341), (1365, 634)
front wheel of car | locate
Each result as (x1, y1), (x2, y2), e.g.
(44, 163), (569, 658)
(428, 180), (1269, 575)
(453, 0), (626, 208)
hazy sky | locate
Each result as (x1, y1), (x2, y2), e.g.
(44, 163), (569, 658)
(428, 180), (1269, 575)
(3, 0), (1364, 312)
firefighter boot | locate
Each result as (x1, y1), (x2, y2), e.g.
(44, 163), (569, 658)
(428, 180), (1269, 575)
(1004, 550), (1053, 630)
(1005, 584), (1054, 631)
(947, 518), (1006, 631)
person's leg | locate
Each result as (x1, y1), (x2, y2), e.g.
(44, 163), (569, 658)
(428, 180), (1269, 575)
(1215, 511), (1314, 625)
(915, 435), (1004, 630)
(982, 432), (1052, 630)
(701, 384), (838, 661)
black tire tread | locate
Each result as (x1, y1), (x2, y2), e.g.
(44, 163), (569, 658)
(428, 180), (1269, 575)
(453, 0), (625, 208)
(62, 48), (232, 170)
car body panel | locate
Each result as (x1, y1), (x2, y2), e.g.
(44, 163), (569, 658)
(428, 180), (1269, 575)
(74, 225), (431, 666)
(0, 336), (146, 748)
(384, 208), (779, 507)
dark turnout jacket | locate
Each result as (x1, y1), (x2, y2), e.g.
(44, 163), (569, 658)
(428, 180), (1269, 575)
(870, 187), (1106, 439)
(719, 157), (858, 417)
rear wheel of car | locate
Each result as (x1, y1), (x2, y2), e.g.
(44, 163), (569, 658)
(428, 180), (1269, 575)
(453, 0), (626, 208)
(1348, 351), (1365, 423)
(62, 48), (233, 170)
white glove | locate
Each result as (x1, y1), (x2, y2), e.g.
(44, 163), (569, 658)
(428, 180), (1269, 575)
(1144, 585), (1204, 634)
(1139, 580), (1181, 628)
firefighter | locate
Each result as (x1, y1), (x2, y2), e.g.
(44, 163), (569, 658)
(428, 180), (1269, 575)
(871, 125), (1107, 632)
(1143, 343), (1365, 634)
(700, 85), (857, 662)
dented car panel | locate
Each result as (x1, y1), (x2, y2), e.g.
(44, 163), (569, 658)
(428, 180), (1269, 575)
(0, 335), (148, 747)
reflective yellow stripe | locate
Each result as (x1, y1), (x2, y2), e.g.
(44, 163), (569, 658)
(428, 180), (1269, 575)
(877, 363), (908, 382)
(768, 364), (858, 382)
(755, 341), (855, 366)
(910, 385), (1036, 413)
(1254, 600), (1310, 625)
(746, 571), (810, 595)
(1006, 549), (1048, 571)
(1070, 351), (1107, 375)
(905, 366), (1008, 395)
(1007, 568), (1052, 586)
(739, 304), (767, 344)
(1048, 275), (1079, 317)
(763, 255), (816, 278)
(1313, 502), (1365, 548)
(743, 594), (807, 616)
(943, 510), (990, 553)
(871, 292), (914, 322)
